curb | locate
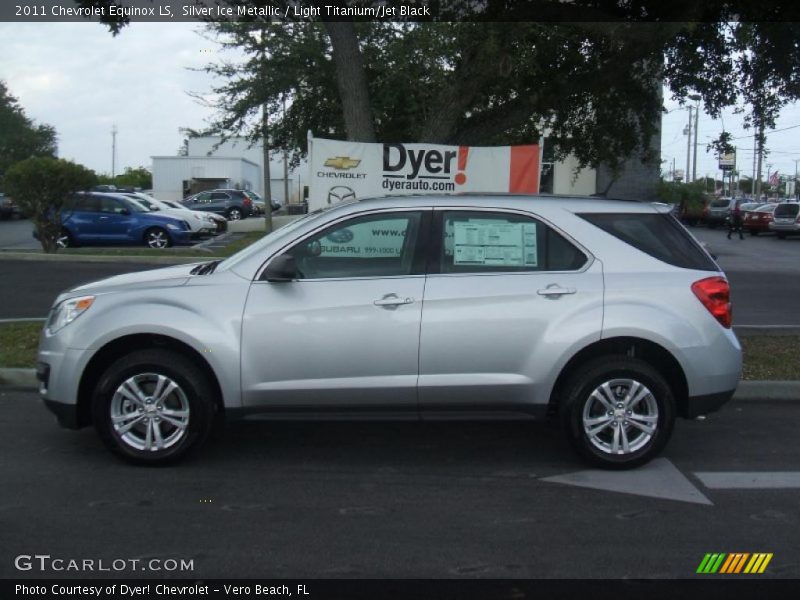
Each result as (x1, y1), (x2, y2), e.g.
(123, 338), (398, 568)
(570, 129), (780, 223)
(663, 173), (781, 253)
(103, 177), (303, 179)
(1, 369), (798, 401)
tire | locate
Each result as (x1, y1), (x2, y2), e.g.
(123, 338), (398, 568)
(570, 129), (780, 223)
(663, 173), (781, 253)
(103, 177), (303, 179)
(749, 230), (758, 236)
(144, 227), (172, 249)
(91, 349), (216, 464)
(226, 207), (243, 221)
(56, 228), (74, 249)
(561, 357), (676, 469)
(777, 233), (787, 240)
(707, 223), (716, 229)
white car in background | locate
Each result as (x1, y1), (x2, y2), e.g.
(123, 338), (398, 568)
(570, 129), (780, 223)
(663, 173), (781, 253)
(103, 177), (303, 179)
(121, 193), (224, 236)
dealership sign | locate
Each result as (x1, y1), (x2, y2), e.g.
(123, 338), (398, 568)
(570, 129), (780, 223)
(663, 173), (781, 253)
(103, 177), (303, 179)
(718, 151), (736, 171)
(307, 133), (540, 211)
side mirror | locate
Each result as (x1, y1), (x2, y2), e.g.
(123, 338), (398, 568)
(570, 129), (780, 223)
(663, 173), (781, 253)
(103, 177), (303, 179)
(120, 208), (130, 215)
(262, 254), (298, 282)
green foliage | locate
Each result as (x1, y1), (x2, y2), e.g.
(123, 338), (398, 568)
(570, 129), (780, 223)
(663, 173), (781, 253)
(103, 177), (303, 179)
(0, 81), (58, 186)
(96, 166), (152, 189)
(656, 180), (708, 219)
(4, 157), (97, 253)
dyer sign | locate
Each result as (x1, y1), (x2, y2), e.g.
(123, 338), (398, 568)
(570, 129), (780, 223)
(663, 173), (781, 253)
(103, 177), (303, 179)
(308, 134), (540, 211)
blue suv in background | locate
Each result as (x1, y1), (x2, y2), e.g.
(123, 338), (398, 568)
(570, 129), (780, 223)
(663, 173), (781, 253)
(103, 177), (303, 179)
(45, 192), (194, 249)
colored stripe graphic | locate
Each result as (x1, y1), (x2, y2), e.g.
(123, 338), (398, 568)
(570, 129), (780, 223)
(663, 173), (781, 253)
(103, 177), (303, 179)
(697, 553), (726, 573)
(698, 553), (773, 574)
(744, 553), (773, 574)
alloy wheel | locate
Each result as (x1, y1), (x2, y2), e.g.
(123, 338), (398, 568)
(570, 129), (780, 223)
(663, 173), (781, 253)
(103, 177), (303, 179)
(110, 373), (190, 452)
(581, 378), (659, 455)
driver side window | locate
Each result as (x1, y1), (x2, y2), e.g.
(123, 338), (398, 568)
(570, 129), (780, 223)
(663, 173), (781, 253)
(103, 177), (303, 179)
(285, 211), (423, 279)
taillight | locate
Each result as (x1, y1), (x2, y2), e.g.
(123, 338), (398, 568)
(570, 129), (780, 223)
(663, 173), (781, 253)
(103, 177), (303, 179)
(691, 277), (731, 328)
(243, 197), (252, 207)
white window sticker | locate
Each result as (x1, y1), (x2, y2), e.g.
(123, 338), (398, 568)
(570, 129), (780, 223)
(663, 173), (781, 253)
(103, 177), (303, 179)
(452, 219), (538, 267)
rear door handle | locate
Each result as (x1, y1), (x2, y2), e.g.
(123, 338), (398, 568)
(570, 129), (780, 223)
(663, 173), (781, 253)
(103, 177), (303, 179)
(374, 294), (414, 308)
(537, 285), (576, 297)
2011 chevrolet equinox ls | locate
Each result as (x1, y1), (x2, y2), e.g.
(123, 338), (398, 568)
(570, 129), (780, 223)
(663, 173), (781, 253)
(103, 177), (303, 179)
(37, 195), (741, 468)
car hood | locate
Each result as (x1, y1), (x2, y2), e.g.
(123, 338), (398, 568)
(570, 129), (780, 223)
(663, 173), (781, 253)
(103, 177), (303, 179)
(59, 263), (200, 300)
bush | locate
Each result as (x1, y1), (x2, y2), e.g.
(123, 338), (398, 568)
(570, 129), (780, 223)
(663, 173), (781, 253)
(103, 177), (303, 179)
(656, 180), (709, 222)
(4, 157), (97, 253)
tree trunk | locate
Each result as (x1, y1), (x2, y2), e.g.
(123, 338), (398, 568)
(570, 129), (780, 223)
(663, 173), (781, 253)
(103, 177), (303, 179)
(324, 21), (376, 142)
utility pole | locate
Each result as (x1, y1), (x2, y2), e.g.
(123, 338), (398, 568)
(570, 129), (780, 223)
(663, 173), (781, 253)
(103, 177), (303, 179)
(111, 124), (118, 178)
(259, 28), (273, 233)
(685, 106), (693, 184)
(689, 94), (701, 182)
(754, 125), (764, 200)
(282, 94), (289, 206)
(794, 159), (799, 199)
(751, 133), (757, 194)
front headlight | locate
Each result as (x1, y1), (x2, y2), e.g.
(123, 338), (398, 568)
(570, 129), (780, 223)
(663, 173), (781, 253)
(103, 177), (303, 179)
(47, 295), (95, 334)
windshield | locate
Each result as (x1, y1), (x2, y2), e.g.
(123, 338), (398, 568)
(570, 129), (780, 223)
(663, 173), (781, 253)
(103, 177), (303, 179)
(710, 199), (731, 208)
(123, 197), (149, 213)
(129, 196), (156, 211)
(217, 209), (330, 272)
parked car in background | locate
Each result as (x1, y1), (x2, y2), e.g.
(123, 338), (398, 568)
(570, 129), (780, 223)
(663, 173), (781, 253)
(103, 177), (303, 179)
(769, 202), (800, 239)
(182, 190), (252, 221)
(159, 199), (227, 234)
(37, 194), (740, 468)
(0, 193), (22, 219)
(704, 197), (738, 228)
(245, 190), (282, 214)
(120, 192), (219, 238)
(743, 203), (778, 236)
(46, 192), (194, 249)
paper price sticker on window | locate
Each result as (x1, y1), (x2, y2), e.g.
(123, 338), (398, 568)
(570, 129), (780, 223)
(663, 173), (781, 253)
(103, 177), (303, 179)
(453, 221), (538, 267)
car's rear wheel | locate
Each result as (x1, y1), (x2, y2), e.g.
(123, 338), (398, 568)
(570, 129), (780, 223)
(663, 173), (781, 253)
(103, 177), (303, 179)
(561, 357), (675, 469)
(144, 227), (172, 249)
(56, 229), (74, 249)
(92, 349), (216, 464)
(776, 233), (787, 239)
(749, 230), (759, 236)
(226, 207), (242, 221)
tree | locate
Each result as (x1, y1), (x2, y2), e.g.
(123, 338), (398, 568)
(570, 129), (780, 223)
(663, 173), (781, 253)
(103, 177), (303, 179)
(77, 1), (800, 177)
(0, 81), (57, 187)
(96, 166), (152, 189)
(4, 157), (97, 253)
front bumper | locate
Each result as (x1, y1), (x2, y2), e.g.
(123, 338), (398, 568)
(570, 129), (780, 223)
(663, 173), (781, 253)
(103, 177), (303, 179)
(684, 388), (735, 418)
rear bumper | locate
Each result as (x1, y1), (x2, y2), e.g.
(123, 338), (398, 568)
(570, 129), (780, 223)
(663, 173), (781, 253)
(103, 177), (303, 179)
(769, 223), (800, 233)
(683, 388), (735, 418)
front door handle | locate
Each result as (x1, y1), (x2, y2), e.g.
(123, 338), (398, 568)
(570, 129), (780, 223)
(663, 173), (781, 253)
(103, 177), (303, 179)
(374, 294), (414, 309)
(537, 285), (576, 297)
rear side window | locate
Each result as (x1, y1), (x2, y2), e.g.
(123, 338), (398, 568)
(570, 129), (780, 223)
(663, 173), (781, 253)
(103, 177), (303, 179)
(774, 204), (799, 218)
(438, 211), (587, 273)
(578, 213), (717, 271)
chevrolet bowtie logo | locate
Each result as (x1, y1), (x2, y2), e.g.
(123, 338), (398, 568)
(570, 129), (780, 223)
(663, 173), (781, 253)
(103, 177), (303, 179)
(324, 156), (361, 170)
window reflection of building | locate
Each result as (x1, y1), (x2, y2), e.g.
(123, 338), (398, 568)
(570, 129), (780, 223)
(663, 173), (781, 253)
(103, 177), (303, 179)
(539, 139), (554, 193)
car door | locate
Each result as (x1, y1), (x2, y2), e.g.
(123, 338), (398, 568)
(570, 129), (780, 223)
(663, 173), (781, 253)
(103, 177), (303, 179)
(92, 196), (136, 243)
(240, 208), (430, 412)
(207, 191), (231, 215)
(185, 191), (212, 212)
(418, 208), (604, 413)
(62, 195), (101, 242)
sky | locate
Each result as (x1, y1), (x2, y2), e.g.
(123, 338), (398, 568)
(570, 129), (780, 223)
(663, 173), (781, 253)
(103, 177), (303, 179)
(2, 21), (800, 182)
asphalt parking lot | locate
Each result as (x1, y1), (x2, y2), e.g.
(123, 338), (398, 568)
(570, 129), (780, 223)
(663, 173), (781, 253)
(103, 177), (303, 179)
(1, 390), (798, 579)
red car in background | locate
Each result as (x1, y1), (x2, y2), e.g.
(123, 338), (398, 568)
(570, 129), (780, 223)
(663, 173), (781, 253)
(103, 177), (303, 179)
(743, 203), (778, 235)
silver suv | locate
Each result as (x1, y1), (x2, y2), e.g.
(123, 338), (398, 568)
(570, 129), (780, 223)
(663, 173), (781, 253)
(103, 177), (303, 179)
(37, 195), (742, 468)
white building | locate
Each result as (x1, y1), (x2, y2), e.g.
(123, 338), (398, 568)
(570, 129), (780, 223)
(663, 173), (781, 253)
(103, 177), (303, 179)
(151, 136), (306, 203)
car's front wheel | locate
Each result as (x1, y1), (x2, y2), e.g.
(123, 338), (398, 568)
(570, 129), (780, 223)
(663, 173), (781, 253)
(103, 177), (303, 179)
(92, 349), (216, 464)
(561, 357), (675, 469)
(144, 227), (172, 249)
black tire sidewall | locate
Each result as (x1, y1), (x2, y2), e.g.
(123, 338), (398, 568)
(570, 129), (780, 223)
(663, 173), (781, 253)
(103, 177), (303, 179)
(92, 349), (214, 464)
(563, 357), (676, 469)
